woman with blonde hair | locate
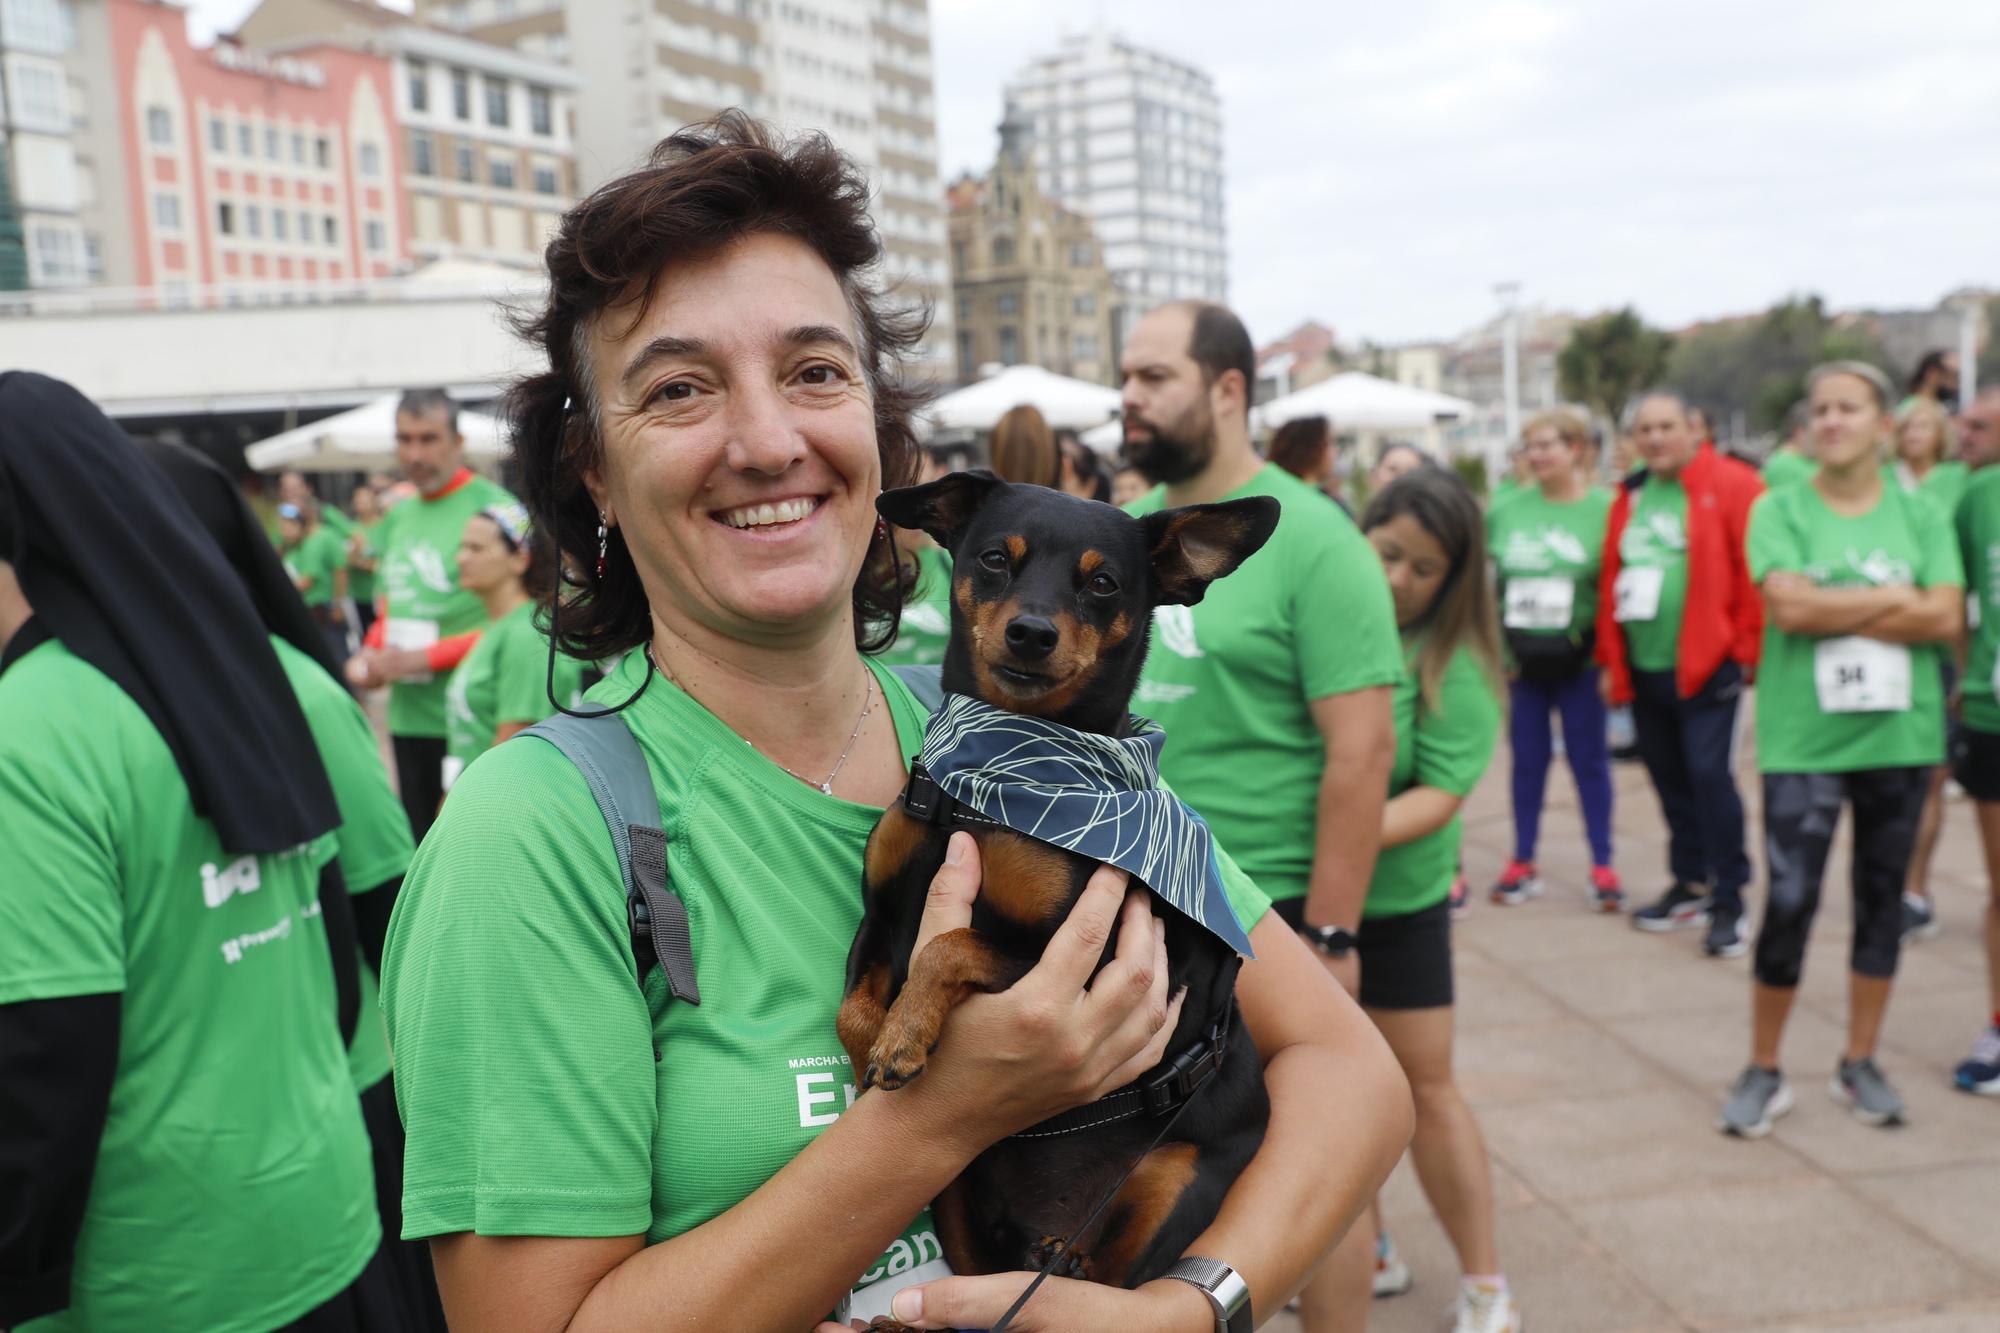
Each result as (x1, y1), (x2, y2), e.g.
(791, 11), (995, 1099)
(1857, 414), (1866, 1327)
(1892, 397), (1966, 516)
(988, 402), (1061, 489)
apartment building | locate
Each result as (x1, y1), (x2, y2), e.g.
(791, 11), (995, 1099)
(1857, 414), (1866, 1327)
(1, 0), (89, 286)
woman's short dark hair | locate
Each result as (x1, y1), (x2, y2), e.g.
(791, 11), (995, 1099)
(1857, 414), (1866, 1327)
(507, 111), (929, 661)
(1268, 415), (1332, 480)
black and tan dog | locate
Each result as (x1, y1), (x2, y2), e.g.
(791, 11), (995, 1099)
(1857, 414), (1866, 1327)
(837, 470), (1279, 1324)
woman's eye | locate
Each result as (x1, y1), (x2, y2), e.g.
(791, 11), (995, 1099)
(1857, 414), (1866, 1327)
(1087, 573), (1119, 596)
(799, 364), (845, 386)
(978, 549), (1009, 572)
(651, 381), (695, 404)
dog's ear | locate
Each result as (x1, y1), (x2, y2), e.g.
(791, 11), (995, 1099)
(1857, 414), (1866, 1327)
(877, 470), (1003, 552)
(1142, 496), (1281, 605)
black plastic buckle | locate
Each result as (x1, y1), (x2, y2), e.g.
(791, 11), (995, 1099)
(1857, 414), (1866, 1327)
(1143, 1036), (1220, 1116)
(903, 764), (944, 823)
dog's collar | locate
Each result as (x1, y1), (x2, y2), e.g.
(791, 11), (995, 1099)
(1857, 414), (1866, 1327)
(1009, 989), (1237, 1139)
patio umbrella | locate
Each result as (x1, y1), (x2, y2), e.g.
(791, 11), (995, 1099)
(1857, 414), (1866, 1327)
(245, 395), (507, 472)
(929, 364), (1122, 432)
(1259, 372), (1474, 433)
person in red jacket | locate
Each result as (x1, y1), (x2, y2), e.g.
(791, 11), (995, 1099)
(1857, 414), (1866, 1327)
(1597, 390), (1765, 957)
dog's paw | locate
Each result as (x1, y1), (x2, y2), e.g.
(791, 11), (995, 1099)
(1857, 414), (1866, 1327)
(1025, 1234), (1093, 1281)
(865, 1025), (935, 1090)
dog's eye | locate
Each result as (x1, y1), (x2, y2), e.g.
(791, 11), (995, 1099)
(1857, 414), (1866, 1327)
(1086, 573), (1119, 597)
(978, 548), (1009, 572)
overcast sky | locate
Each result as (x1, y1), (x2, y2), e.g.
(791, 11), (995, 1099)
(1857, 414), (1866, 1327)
(194, 0), (2000, 347)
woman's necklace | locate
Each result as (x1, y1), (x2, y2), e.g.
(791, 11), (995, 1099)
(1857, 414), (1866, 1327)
(652, 650), (877, 795)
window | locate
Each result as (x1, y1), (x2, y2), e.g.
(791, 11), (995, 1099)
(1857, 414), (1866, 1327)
(454, 145), (475, 182)
(998, 326), (1019, 364)
(216, 201), (235, 235)
(152, 192), (180, 229)
(955, 296), (970, 321)
(359, 142), (381, 177)
(2, 0), (73, 52)
(1073, 333), (1099, 361)
(265, 126), (281, 159)
(322, 215), (337, 245)
(315, 136), (330, 168)
(407, 58), (429, 112)
(146, 105), (170, 144)
(298, 210), (311, 241)
(238, 122), (254, 155)
(274, 207), (290, 241)
(956, 331), (974, 374)
(1069, 243), (1093, 267)
(991, 237), (1014, 265)
(411, 133), (434, 176)
(291, 132), (305, 163)
(996, 293), (1019, 316)
(489, 159), (515, 189)
(1072, 293), (1095, 316)
(451, 68), (471, 120)
(208, 117), (225, 151)
(365, 219), (386, 252)
(532, 164), (559, 195)
(245, 205), (262, 238)
(484, 76), (509, 127)
(528, 85), (553, 136)
(28, 223), (84, 285)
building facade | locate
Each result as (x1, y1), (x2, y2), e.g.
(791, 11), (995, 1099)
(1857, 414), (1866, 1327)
(1, 0), (90, 287)
(414, 0), (955, 377)
(1002, 31), (1226, 316)
(946, 115), (1118, 386)
(237, 0), (578, 269)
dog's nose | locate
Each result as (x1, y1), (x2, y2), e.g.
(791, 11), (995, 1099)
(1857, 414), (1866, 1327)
(1004, 614), (1059, 661)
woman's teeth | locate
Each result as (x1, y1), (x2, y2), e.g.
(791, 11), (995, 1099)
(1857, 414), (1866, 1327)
(720, 498), (817, 529)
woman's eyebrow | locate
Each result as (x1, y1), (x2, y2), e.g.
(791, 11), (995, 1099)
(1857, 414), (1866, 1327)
(782, 324), (857, 358)
(621, 335), (708, 394)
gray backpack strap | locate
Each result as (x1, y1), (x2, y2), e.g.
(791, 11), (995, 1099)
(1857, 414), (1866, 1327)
(890, 663), (945, 714)
(519, 709), (701, 1006)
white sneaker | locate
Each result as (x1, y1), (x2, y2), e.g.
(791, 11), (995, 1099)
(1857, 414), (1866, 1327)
(1372, 1232), (1412, 1298)
(1451, 1281), (1521, 1333)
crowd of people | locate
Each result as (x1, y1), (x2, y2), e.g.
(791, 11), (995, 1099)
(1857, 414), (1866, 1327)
(3, 109), (1997, 1333)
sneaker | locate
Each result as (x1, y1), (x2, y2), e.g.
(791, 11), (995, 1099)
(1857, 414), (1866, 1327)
(1589, 865), (1624, 913)
(1451, 1281), (1521, 1333)
(1901, 893), (1939, 942)
(1489, 860), (1544, 907)
(1718, 1065), (1793, 1138)
(1953, 1026), (2000, 1095)
(1448, 874), (1471, 920)
(1703, 903), (1748, 959)
(1830, 1056), (1906, 1126)
(1632, 882), (1711, 932)
(1372, 1231), (1412, 1299)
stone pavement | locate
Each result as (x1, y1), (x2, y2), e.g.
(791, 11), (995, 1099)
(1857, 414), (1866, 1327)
(1266, 703), (2000, 1332)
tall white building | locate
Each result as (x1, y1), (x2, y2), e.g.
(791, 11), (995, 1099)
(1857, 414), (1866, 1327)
(418, 0), (953, 377)
(2, 0), (90, 287)
(1003, 31), (1226, 315)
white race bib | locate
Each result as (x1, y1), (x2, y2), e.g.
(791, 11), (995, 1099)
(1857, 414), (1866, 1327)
(440, 754), (466, 793)
(1814, 636), (1912, 714)
(1504, 577), (1574, 631)
(1613, 566), (1664, 623)
(384, 617), (439, 684)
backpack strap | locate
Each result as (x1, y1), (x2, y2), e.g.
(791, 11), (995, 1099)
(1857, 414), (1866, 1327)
(890, 663), (945, 714)
(519, 709), (701, 1007)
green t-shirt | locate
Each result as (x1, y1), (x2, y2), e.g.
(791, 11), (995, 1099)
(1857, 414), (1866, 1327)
(1960, 469), (2000, 734)
(375, 471), (516, 738)
(1128, 465), (1404, 903)
(1901, 459), (1970, 519)
(382, 652), (1267, 1319)
(1366, 643), (1502, 919)
(347, 516), (382, 604)
(874, 544), (953, 668)
(272, 635), (415, 1091)
(442, 599), (587, 788)
(1747, 482), (1962, 773)
(288, 525), (346, 607)
(0, 637), (379, 1332)
(1763, 447), (1815, 491)
(318, 502), (358, 540)
(1487, 486), (1611, 642)
(1615, 475), (1690, 672)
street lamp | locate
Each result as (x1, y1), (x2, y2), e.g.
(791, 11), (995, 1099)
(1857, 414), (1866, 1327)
(1493, 281), (1521, 486)
(1952, 291), (1983, 410)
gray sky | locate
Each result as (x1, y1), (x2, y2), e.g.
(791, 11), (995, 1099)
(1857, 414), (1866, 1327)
(194, 0), (2000, 348)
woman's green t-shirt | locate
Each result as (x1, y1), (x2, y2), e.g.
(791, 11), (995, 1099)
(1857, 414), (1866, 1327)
(1960, 469), (2000, 734)
(1486, 486), (1611, 642)
(347, 516), (381, 604)
(442, 599), (586, 790)
(383, 651), (1269, 1321)
(1897, 459), (1970, 520)
(0, 638), (379, 1332)
(1365, 643), (1502, 919)
(1746, 482), (1963, 773)
(287, 525), (346, 607)
(1763, 447), (1815, 491)
(875, 544), (953, 667)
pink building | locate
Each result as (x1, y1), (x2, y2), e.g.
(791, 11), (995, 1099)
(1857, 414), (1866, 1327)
(107, 0), (407, 300)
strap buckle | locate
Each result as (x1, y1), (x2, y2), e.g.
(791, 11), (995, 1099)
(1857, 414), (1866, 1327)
(1141, 1020), (1227, 1117)
(902, 762), (945, 823)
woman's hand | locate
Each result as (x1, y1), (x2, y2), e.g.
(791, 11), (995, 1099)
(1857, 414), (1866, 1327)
(897, 833), (1185, 1154)
(814, 1272), (1212, 1333)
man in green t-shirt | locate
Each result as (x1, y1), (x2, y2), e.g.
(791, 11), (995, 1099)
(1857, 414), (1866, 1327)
(1949, 388), (2000, 1095)
(1120, 301), (1402, 1313)
(346, 389), (514, 840)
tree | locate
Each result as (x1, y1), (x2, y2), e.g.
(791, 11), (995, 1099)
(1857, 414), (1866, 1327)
(0, 143), (28, 293)
(1557, 307), (1673, 431)
(1665, 294), (1893, 434)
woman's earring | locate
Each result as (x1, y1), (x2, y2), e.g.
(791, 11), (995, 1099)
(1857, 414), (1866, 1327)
(596, 514), (609, 580)
(874, 517), (889, 546)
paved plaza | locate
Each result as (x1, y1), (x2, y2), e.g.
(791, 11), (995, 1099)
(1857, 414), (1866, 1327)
(1268, 704), (2000, 1332)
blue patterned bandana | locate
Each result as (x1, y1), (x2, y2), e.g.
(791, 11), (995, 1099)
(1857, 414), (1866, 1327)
(913, 693), (1255, 958)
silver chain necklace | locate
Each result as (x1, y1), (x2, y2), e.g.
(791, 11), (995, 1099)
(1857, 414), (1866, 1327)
(653, 651), (877, 795)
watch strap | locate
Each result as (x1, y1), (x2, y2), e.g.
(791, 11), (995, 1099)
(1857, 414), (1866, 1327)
(1162, 1256), (1252, 1333)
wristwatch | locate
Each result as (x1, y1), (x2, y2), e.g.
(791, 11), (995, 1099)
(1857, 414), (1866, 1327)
(1162, 1256), (1253, 1333)
(1298, 921), (1357, 958)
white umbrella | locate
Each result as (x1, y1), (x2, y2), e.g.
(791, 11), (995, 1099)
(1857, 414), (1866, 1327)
(1080, 417), (1124, 453)
(245, 395), (507, 472)
(929, 364), (1122, 433)
(1259, 372), (1474, 433)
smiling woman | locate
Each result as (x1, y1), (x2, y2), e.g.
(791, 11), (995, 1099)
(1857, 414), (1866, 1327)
(379, 112), (1411, 1333)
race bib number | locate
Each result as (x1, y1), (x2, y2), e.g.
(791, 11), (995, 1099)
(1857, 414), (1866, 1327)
(385, 617), (438, 684)
(1814, 636), (1912, 714)
(1504, 577), (1574, 631)
(1613, 566), (1663, 623)
(440, 754), (466, 792)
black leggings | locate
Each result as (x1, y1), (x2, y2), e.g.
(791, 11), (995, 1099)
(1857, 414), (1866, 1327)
(392, 734), (447, 844)
(1753, 767), (1929, 988)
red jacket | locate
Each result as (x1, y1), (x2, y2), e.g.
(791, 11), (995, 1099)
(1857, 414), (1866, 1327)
(1596, 444), (1764, 704)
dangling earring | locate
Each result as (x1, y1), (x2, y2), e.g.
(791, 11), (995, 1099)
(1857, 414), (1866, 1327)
(596, 514), (609, 580)
(874, 517), (889, 547)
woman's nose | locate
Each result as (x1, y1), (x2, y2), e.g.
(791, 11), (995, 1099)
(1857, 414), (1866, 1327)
(726, 385), (809, 474)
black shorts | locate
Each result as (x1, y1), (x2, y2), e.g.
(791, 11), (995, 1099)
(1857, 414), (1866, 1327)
(1271, 897), (1455, 1010)
(1953, 725), (2000, 803)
